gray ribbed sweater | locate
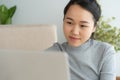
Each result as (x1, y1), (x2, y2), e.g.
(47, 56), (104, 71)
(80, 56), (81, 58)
(46, 39), (116, 80)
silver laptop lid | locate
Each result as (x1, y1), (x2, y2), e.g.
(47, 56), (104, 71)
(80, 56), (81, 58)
(0, 50), (70, 80)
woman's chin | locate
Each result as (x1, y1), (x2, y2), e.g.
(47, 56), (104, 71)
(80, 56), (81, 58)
(68, 42), (82, 47)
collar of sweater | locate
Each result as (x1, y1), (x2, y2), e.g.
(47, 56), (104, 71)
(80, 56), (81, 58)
(64, 39), (92, 52)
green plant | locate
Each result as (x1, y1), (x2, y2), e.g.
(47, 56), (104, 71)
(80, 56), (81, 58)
(94, 17), (120, 52)
(0, 4), (16, 24)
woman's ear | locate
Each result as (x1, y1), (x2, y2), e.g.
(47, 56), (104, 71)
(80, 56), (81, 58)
(92, 26), (96, 32)
(93, 22), (98, 32)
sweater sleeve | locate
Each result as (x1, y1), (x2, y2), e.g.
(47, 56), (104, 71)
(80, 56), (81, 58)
(45, 42), (64, 52)
(100, 45), (116, 80)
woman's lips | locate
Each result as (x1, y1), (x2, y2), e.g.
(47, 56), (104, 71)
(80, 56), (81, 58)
(69, 36), (80, 41)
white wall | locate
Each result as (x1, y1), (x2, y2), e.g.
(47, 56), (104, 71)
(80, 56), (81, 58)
(99, 0), (120, 28)
(0, 0), (120, 43)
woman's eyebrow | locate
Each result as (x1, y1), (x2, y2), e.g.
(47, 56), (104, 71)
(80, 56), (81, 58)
(80, 21), (89, 24)
(65, 17), (90, 24)
(65, 17), (74, 21)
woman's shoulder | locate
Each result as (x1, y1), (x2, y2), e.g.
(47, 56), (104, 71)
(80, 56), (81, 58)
(92, 39), (113, 48)
(45, 42), (67, 52)
(91, 39), (115, 54)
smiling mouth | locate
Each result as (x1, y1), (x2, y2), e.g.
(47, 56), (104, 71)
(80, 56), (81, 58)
(69, 36), (80, 41)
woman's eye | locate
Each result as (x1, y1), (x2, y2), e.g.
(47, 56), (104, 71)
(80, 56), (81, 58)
(67, 22), (72, 24)
(80, 25), (87, 27)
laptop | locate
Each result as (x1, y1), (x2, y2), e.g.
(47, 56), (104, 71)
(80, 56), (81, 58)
(0, 50), (70, 80)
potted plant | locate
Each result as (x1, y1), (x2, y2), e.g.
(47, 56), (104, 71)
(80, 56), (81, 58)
(0, 4), (16, 24)
(93, 16), (120, 52)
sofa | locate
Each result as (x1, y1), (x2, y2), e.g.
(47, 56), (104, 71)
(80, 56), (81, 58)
(0, 24), (57, 51)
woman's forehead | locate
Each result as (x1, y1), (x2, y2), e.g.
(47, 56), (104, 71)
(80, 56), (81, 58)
(66, 5), (93, 18)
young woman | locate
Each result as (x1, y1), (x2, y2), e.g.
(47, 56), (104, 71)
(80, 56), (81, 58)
(46, 0), (116, 80)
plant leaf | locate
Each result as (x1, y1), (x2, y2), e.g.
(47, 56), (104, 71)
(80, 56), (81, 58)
(8, 5), (16, 18)
(0, 4), (9, 24)
(5, 17), (12, 24)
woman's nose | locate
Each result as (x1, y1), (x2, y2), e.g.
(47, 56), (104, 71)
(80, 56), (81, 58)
(71, 26), (80, 35)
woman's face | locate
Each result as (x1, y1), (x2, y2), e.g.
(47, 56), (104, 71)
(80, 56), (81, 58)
(63, 4), (96, 47)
